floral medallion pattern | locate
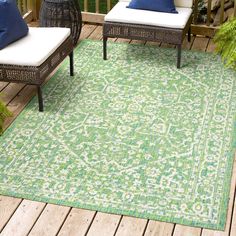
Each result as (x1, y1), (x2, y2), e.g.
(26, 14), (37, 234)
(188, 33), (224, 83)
(0, 40), (235, 230)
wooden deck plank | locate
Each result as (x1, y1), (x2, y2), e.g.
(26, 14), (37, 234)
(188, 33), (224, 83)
(130, 40), (146, 45)
(88, 25), (103, 40)
(108, 37), (117, 42)
(58, 208), (96, 236)
(230, 192), (236, 236)
(182, 35), (195, 50)
(79, 24), (97, 41)
(160, 42), (176, 48)
(28, 204), (70, 236)
(0, 82), (8, 91)
(0, 196), (22, 232)
(144, 221), (174, 236)
(115, 216), (148, 236)
(87, 212), (121, 236)
(201, 155), (236, 236)
(206, 39), (216, 53)
(108, 38), (117, 42)
(0, 200), (45, 236)
(191, 37), (209, 51)
(1, 83), (25, 104)
(145, 41), (161, 47)
(173, 225), (201, 236)
(115, 38), (131, 43)
(116, 38), (131, 43)
(3, 85), (36, 130)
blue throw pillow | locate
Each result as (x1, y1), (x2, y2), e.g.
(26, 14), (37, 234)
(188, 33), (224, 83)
(127, 0), (178, 13)
(0, 0), (29, 50)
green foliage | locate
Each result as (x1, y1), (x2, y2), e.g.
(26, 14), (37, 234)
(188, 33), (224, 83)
(78, 0), (118, 14)
(0, 99), (12, 135)
(214, 18), (236, 70)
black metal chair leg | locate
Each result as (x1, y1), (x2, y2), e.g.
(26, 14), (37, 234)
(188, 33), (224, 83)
(69, 51), (74, 76)
(177, 45), (182, 69)
(37, 86), (44, 112)
(103, 37), (107, 60)
(188, 27), (191, 42)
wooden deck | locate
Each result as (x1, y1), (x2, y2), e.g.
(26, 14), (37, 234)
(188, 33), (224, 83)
(0, 24), (236, 236)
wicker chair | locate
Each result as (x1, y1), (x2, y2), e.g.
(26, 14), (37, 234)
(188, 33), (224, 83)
(0, 27), (74, 112)
(103, 0), (193, 68)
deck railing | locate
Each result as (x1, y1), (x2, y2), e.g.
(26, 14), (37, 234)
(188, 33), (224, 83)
(17, 0), (38, 22)
(20, 0), (236, 37)
(82, 0), (236, 37)
(17, 0), (29, 15)
(194, 0), (236, 25)
(83, 0), (112, 13)
(81, 0), (115, 23)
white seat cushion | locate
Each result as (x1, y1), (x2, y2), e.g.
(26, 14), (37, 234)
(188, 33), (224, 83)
(0, 27), (71, 67)
(105, 2), (192, 29)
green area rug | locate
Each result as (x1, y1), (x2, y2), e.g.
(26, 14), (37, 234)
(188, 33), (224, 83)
(0, 40), (235, 230)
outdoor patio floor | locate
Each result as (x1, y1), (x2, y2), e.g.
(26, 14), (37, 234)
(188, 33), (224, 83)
(0, 23), (235, 236)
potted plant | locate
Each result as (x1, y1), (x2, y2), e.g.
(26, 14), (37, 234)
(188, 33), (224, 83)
(214, 18), (236, 70)
(0, 99), (12, 135)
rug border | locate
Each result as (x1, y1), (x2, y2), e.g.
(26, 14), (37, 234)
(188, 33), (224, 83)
(1, 39), (236, 231)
